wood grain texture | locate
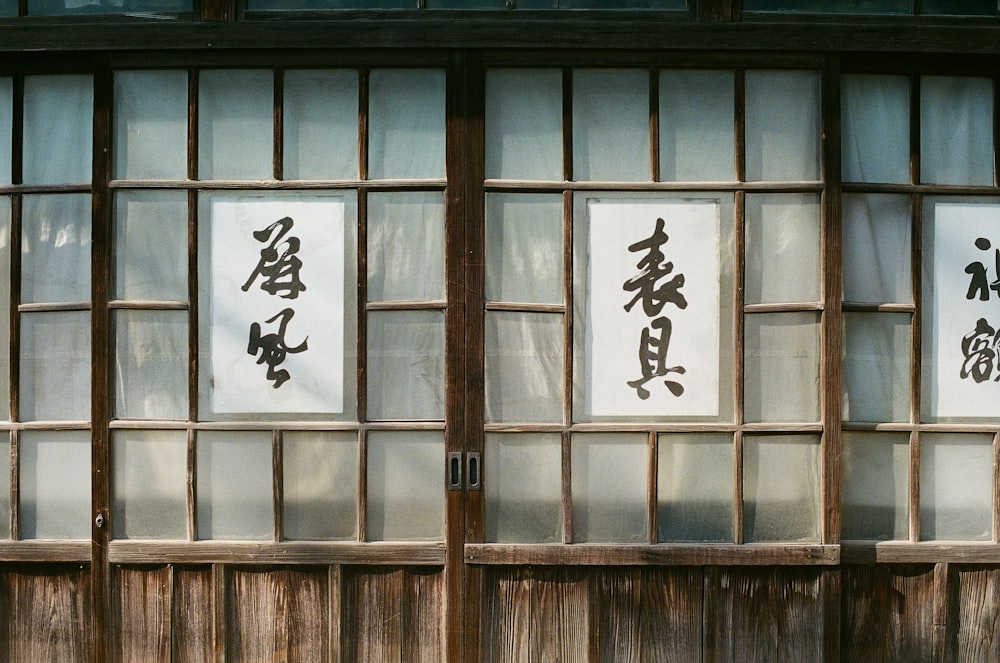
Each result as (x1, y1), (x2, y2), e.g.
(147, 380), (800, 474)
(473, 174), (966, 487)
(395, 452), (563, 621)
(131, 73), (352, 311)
(227, 566), (328, 663)
(703, 566), (825, 663)
(172, 566), (214, 663)
(113, 565), (171, 663)
(841, 564), (935, 663)
(951, 565), (1000, 662)
(0, 564), (92, 663)
(342, 566), (445, 663)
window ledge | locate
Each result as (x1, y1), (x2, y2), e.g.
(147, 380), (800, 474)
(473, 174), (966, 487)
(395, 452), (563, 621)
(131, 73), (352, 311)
(465, 543), (840, 566)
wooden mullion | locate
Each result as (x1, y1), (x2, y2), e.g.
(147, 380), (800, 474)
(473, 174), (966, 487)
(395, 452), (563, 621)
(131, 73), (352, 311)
(357, 188), (368, 424)
(733, 187), (745, 545)
(9, 430), (17, 540)
(187, 429), (197, 541)
(563, 190), (573, 427)
(561, 430), (572, 544)
(647, 430), (657, 544)
(911, 193), (923, 423)
(357, 428), (367, 542)
(272, 429), (282, 543)
(188, 188), (199, 422)
(910, 430), (921, 542)
(9, 193), (20, 425)
(733, 429), (744, 544)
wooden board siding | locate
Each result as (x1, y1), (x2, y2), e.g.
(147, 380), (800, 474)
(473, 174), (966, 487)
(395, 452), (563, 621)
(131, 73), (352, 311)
(114, 565), (172, 663)
(841, 564), (935, 662)
(951, 565), (1000, 662)
(0, 564), (92, 663)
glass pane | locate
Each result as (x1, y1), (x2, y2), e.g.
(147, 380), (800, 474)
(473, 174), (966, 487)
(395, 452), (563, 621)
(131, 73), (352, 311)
(113, 310), (188, 420)
(20, 431), (90, 539)
(744, 0), (910, 11)
(0, 78), (11, 185)
(283, 431), (358, 541)
(114, 70), (188, 181)
(485, 433), (562, 543)
(843, 194), (911, 303)
(283, 70), (358, 181)
(366, 431), (444, 541)
(367, 310), (445, 420)
(367, 191), (445, 302)
(20, 311), (90, 421)
(114, 191), (188, 301)
(842, 432), (909, 540)
(112, 430), (187, 540)
(659, 70), (735, 182)
(369, 70), (445, 180)
(198, 70), (273, 181)
(843, 313), (911, 423)
(485, 193), (563, 305)
(746, 71), (820, 182)
(28, 0), (190, 14)
(196, 431), (272, 540)
(485, 69), (562, 181)
(485, 312), (563, 424)
(744, 313), (820, 423)
(921, 77), (993, 186)
(23, 75), (93, 185)
(0, 198), (9, 421)
(571, 433), (647, 543)
(573, 70), (650, 182)
(920, 432), (992, 541)
(658, 433), (733, 542)
(842, 74), (910, 184)
(745, 193), (821, 304)
(21, 194), (91, 303)
(921, 0), (995, 14)
(743, 434), (820, 542)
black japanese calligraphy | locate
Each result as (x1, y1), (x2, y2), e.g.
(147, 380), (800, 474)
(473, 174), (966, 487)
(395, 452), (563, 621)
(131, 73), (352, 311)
(247, 308), (309, 389)
(623, 217), (687, 400)
(242, 216), (307, 300)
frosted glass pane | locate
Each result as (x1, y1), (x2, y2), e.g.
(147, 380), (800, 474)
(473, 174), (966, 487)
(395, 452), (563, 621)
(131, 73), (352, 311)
(659, 70), (735, 182)
(0, 78), (11, 185)
(0, 435), (6, 538)
(745, 194), (821, 304)
(843, 313), (911, 423)
(369, 70), (445, 180)
(114, 70), (187, 180)
(843, 194), (911, 303)
(572, 433), (647, 543)
(113, 310), (188, 420)
(23, 75), (93, 185)
(114, 191), (188, 301)
(485, 312), (563, 424)
(283, 431), (358, 541)
(573, 70), (650, 182)
(20, 312), (90, 421)
(485, 433), (561, 543)
(744, 434), (820, 542)
(920, 432), (993, 540)
(746, 71), (820, 182)
(367, 192), (445, 301)
(921, 76), (993, 186)
(485, 69), (562, 181)
(842, 74), (909, 184)
(284, 70), (358, 180)
(744, 313), (820, 423)
(21, 194), (91, 303)
(20, 431), (90, 539)
(658, 433), (733, 542)
(367, 310), (445, 420)
(198, 70), (273, 180)
(485, 193), (563, 304)
(196, 431), (272, 540)
(367, 431), (444, 541)
(0, 199), (9, 421)
(842, 432), (909, 540)
(112, 430), (187, 540)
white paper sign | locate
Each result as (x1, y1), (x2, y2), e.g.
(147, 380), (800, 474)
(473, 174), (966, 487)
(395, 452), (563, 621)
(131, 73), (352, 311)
(586, 200), (720, 416)
(210, 196), (345, 414)
(930, 203), (1000, 418)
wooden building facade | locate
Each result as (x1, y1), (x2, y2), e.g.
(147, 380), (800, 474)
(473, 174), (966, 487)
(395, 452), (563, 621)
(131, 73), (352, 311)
(3, 1), (1000, 660)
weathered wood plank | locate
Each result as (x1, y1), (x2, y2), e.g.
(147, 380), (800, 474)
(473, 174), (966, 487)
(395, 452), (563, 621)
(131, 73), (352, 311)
(466, 543), (839, 566)
(841, 564), (935, 663)
(531, 568), (589, 662)
(703, 566), (825, 663)
(0, 564), (92, 663)
(227, 566), (328, 663)
(482, 568), (531, 663)
(172, 566), (214, 663)
(952, 565), (1000, 662)
(108, 541), (446, 565)
(113, 565), (171, 663)
(594, 568), (703, 663)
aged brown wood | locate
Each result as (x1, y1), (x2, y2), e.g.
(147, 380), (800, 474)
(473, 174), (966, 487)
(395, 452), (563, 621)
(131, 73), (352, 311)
(841, 564), (935, 662)
(113, 564), (171, 663)
(172, 566), (214, 663)
(703, 566), (826, 663)
(842, 542), (1000, 564)
(227, 566), (328, 662)
(951, 565), (1000, 662)
(466, 543), (840, 566)
(1, 564), (92, 663)
(108, 541), (447, 565)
